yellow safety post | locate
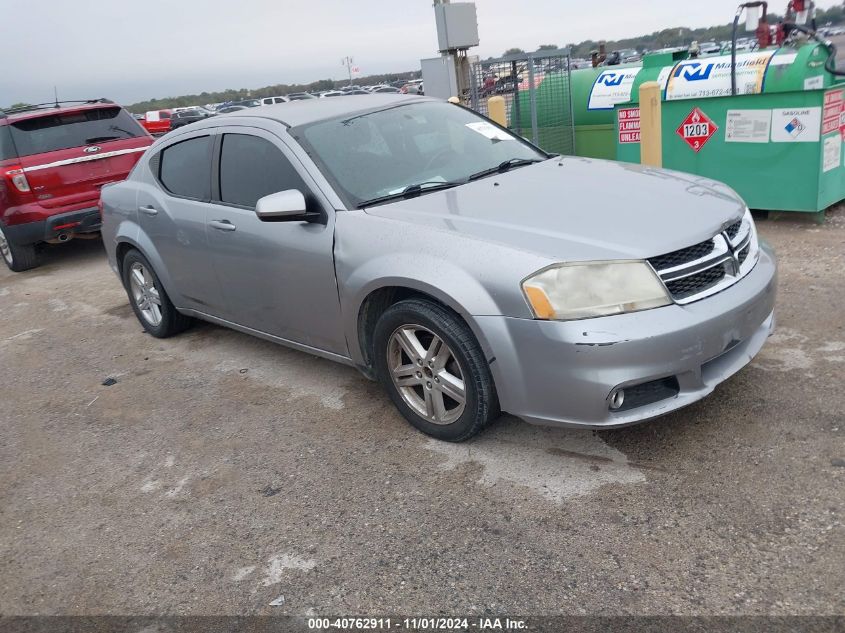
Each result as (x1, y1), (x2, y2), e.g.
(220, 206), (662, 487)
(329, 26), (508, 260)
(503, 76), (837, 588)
(487, 96), (507, 127)
(638, 81), (662, 168)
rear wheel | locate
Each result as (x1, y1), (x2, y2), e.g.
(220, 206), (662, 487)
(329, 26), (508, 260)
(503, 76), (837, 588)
(374, 298), (500, 442)
(0, 225), (38, 272)
(122, 249), (191, 338)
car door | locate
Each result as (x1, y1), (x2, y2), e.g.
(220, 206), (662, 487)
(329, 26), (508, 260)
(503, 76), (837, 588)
(204, 127), (347, 355)
(135, 131), (225, 314)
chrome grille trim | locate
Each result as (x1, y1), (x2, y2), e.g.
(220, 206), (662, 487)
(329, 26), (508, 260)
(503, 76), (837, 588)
(647, 212), (759, 305)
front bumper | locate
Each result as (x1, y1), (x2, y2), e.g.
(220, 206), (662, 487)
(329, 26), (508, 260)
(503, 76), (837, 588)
(3, 207), (101, 245)
(474, 243), (777, 429)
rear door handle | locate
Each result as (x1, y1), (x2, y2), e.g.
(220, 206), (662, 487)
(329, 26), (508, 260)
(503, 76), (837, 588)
(139, 205), (158, 216)
(209, 220), (236, 232)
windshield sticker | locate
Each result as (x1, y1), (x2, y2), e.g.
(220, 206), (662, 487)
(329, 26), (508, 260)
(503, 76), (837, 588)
(465, 122), (515, 141)
(587, 67), (643, 111)
(664, 51), (778, 101)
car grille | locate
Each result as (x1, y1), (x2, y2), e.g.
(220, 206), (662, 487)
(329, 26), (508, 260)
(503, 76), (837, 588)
(665, 265), (727, 300)
(647, 239), (715, 271)
(725, 220), (742, 240)
(647, 215), (758, 304)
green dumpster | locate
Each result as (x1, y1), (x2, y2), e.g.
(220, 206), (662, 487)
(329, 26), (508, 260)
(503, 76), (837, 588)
(615, 43), (845, 215)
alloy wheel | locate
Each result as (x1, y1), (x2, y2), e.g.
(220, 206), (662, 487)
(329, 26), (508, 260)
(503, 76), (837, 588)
(128, 262), (163, 326)
(0, 226), (12, 265)
(387, 324), (467, 425)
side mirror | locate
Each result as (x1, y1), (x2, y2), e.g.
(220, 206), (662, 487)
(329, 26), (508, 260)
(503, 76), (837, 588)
(255, 189), (319, 222)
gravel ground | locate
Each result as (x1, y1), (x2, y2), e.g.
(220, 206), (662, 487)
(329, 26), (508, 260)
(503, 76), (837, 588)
(0, 209), (843, 617)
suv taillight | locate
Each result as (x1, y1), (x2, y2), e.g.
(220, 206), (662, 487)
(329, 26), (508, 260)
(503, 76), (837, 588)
(5, 167), (31, 193)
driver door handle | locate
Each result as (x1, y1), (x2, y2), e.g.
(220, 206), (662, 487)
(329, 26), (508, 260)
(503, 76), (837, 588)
(209, 219), (237, 232)
(139, 205), (158, 216)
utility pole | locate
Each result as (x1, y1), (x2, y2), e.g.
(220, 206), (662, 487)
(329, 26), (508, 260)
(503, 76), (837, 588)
(341, 56), (354, 86)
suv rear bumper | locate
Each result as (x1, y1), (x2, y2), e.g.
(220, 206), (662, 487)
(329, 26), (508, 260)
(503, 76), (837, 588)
(3, 207), (101, 245)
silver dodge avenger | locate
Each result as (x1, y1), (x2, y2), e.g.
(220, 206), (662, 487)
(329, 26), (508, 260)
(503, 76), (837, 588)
(101, 95), (776, 441)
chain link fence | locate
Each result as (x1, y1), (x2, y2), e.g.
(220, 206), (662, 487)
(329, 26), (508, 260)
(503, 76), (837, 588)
(468, 50), (575, 156)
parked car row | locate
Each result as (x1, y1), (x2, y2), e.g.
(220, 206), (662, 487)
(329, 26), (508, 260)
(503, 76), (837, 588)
(136, 83), (422, 136)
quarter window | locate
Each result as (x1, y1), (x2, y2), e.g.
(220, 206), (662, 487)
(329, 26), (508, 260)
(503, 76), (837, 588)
(158, 136), (211, 199)
(0, 126), (16, 161)
(218, 133), (307, 208)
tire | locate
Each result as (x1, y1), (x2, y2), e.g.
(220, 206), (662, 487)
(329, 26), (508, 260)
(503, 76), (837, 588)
(0, 225), (38, 272)
(373, 298), (500, 442)
(122, 249), (191, 338)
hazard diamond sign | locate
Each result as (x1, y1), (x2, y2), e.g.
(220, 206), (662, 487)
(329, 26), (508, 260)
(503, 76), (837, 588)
(677, 107), (718, 152)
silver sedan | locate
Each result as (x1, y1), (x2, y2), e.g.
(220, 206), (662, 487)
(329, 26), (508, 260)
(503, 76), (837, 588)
(100, 95), (776, 441)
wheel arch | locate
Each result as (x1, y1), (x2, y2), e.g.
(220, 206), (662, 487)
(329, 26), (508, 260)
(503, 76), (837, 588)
(353, 280), (497, 380)
(113, 235), (179, 305)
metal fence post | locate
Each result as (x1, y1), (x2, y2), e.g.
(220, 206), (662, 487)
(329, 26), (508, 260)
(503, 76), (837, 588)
(511, 60), (521, 136)
(469, 66), (479, 111)
(527, 54), (539, 146)
(566, 54), (576, 156)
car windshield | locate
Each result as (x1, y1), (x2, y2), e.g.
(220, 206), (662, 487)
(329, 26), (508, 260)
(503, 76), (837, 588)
(293, 101), (547, 208)
(9, 107), (147, 156)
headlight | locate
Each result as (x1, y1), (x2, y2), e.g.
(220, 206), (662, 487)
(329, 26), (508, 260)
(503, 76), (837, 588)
(522, 261), (672, 321)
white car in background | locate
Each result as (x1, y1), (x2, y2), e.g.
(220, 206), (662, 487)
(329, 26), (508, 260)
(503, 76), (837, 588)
(260, 96), (289, 106)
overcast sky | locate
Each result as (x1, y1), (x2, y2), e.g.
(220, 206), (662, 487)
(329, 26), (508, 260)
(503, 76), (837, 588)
(2, 0), (840, 106)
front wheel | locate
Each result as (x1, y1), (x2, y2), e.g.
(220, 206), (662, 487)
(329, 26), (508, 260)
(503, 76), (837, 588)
(373, 298), (500, 442)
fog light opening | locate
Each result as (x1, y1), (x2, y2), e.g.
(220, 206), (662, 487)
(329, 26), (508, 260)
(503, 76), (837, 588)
(609, 388), (625, 411)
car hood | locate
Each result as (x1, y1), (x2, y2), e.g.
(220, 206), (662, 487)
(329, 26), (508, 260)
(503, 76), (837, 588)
(363, 157), (746, 262)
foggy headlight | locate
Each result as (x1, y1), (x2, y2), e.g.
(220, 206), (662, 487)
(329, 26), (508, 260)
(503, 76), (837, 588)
(522, 261), (672, 321)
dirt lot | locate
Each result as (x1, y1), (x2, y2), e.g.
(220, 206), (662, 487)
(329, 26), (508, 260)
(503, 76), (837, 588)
(1, 210), (843, 618)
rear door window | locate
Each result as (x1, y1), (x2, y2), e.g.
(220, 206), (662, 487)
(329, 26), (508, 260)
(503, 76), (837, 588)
(218, 133), (307, 208)
(158, 136), (212, 200)
(0, 126), (16, 161)
(9, 107), (147, 157)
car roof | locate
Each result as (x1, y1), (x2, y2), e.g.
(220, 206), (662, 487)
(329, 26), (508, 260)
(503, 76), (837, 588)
(221, 94), (432, 127)
(0, 100), (121, 124)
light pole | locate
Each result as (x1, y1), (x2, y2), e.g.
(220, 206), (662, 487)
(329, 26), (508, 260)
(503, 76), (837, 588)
(341, 56), (354, 87)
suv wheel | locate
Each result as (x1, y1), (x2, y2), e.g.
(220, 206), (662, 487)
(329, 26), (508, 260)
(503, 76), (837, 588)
(122, 249), (191, 338)
(0, 226), (38, 272)
(373, 298), (500, 442)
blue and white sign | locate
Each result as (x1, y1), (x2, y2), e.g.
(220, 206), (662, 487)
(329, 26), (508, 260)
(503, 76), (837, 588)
(665, 51), (797, 101)
(587, 67), (643, 111)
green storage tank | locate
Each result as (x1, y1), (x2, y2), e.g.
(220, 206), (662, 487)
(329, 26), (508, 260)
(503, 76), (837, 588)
(615, 42), (845, 215)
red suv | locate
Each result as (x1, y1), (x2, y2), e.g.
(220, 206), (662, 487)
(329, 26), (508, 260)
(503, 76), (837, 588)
(0, 99), (153, 271)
